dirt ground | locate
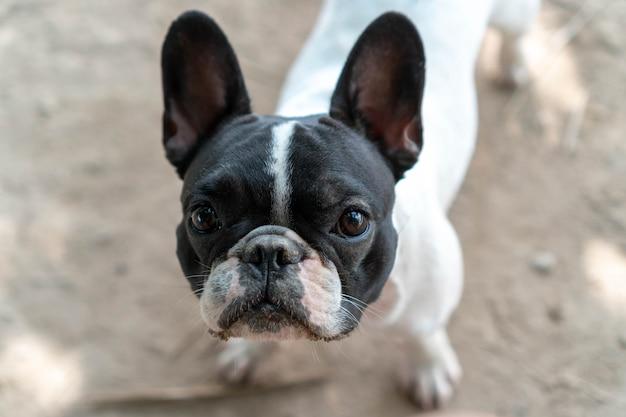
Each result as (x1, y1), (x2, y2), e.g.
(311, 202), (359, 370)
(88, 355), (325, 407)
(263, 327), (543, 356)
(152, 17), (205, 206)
(1, 1), (625, 416)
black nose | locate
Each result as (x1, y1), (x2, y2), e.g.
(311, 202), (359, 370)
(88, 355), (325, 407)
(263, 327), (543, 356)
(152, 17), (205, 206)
(242, 234), (303, 271)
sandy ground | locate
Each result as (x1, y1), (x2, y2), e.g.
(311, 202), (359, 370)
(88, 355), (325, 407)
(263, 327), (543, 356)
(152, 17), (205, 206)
(1, 1), (625, 416)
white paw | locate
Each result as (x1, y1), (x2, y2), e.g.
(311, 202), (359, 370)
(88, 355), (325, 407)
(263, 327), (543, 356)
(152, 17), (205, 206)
(497, 33), (531, 89)
(216, 339), (272, 384)
(406, 330), (462, 409)
(408, 355), (462, 409)
(499, 63), (530, 88)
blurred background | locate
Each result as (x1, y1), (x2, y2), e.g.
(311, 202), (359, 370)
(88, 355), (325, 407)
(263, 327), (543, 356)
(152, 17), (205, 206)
(1, 0), (625, 416)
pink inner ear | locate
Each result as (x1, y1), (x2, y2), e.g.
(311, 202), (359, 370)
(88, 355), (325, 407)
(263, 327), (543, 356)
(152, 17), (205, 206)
(353, 47), (421, 157)
(165, 99), (198, 157)
(358, 101), (420, 155)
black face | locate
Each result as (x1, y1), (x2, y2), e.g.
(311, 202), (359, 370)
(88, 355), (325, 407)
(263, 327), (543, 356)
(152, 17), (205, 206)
(161, 11), (425, 340)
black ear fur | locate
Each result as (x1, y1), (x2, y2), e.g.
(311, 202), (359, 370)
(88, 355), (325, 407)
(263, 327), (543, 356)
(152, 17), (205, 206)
(329, 12), (426, 181)
(161, 11), (251, 178)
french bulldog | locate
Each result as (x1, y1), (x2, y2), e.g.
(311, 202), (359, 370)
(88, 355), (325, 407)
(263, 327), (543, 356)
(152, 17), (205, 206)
(160, 0), (540, 408)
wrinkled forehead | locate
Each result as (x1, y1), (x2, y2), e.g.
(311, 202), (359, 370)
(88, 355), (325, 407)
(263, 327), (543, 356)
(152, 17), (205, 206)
(183, 115), (275, 190)
(182, 115), (394, 218)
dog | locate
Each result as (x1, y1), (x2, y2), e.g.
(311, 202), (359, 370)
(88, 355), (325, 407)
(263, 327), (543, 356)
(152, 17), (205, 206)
(159, 0), (539, 409)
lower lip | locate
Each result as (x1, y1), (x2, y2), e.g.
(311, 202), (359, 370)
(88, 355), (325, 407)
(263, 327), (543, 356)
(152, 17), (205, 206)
(219, 303), (349, 342)
(242, 303), (294, 326)
(226, 302), (311, 336)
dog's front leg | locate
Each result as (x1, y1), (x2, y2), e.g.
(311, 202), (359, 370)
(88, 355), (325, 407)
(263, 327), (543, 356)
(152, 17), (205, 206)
(391, 204), (465, 409)
(491, 0), (541, 87)
(406, 328), (462, 409)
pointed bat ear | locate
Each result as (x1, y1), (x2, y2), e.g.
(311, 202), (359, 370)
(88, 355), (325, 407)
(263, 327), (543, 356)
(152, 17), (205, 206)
(161, 11), (251, 178)
(329, 12), (425, 181)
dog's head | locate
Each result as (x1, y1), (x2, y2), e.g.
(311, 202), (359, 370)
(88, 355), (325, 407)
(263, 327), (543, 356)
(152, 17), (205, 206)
(160, 11), (425, 341)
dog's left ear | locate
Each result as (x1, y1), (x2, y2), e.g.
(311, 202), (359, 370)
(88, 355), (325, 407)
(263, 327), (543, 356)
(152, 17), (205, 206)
(330, 12), (425, 181)
(161, 11), (251, 178)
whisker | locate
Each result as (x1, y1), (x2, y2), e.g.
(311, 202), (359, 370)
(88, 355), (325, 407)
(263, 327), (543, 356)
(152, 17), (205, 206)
(184, 274), (210, 279)
(194, 259), (213, 272)
(345, 300), (384, 321)
(341, 293), (385, 315)
(339, 305), (361, 330)
(331, 338), (352, 361)
(340, 293), (367, 304)
(340, 295), (384, 320)
(341, 298), (365, 313)
(310, 341), (322, 363)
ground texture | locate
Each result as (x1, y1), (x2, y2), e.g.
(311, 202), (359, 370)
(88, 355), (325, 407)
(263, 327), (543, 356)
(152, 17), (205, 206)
(1, 1), (625, 416)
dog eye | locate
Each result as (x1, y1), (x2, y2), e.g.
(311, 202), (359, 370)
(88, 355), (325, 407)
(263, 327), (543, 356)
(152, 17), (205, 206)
(190, 205), (221, 233)
(336, 209), (369, 237)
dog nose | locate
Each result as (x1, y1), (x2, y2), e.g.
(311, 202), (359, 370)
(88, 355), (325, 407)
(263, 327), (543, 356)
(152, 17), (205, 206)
(242, 234), (303, 271)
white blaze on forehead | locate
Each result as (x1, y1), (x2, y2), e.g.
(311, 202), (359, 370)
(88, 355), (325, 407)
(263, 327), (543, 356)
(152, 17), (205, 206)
(268, 121), (297, 224)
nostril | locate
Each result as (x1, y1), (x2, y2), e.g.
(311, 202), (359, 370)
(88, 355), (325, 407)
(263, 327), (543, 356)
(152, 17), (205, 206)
(241, 236), (303, 270)
(243, 245), (264, 264)
(276, 248), (288, 266)
(254, 246), (264, 264)
(276, 247), (302, 266)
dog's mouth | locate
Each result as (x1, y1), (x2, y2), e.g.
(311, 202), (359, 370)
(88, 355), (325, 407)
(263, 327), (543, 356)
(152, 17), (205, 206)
(209, 300), (350, 342)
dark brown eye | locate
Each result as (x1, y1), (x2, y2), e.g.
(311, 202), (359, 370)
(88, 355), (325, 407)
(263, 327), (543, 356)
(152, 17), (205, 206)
(190, 206), (220, 233)
(337, 209), (369, 237)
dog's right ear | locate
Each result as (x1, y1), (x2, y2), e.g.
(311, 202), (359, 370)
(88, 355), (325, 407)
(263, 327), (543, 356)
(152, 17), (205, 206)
(161, 11), (251, 178)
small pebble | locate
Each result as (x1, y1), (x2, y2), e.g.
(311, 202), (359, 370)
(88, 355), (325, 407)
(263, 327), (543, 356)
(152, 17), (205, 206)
(530, 251), (557, 275)
(547, 305), (564, 323)
(114, 263), (128, 276)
